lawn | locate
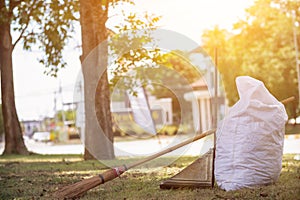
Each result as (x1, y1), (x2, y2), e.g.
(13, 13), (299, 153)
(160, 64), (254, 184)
(0, 154), (299, 199)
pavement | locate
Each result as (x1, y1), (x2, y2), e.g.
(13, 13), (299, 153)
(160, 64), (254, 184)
(0, 134), (299, 156)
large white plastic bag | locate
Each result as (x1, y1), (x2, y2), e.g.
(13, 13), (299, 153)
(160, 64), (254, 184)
(215, 76), (288, 191)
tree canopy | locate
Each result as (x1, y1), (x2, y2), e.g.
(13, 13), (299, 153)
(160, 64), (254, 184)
(2, 0), (78, 76)
(201, 0), (300, 118)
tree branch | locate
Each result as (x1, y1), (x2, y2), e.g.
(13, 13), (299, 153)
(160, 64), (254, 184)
(0, 0), (5, 10)
(12, 0), (37, 50)
(9, 0), (21, 14)
(0, 0), (9, 22)
(104, 0), (109, 16)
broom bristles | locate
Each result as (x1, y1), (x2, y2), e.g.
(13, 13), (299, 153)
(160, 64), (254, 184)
(54, 166), (127, 199)
(54, 175), (102, 199)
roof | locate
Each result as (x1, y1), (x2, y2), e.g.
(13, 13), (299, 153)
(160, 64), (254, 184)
(191, 78), (208, 91)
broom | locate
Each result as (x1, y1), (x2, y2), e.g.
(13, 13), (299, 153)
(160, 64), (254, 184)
(54, 129), (216, 199)
(54, 96), (295, 199)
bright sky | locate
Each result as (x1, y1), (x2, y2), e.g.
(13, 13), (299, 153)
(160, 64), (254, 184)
(12, 0), (254, 120)
(134, 0), (253, 42)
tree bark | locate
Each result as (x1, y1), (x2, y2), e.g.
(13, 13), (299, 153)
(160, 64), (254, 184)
(79, 0), (115, 160)
(0, 13), (29, 155)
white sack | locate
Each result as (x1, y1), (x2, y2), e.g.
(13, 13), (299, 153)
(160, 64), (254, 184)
(215, 76), (288, 191)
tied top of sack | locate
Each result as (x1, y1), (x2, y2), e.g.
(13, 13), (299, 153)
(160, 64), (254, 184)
(230, 76), (287, 131)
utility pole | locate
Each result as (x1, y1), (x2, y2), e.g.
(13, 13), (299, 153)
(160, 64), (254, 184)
(53, 91), (58, 125)
(292, 10), (300, 105)
(59, 81), (66, 126)
(213, 47), (218, 129)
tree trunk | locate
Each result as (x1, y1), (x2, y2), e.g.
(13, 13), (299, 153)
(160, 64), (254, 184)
(0, 19), (29, 155)
(79, 0), (115, 160)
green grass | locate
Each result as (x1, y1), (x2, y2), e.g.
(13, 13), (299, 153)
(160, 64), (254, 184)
(0, 154), (299, 199)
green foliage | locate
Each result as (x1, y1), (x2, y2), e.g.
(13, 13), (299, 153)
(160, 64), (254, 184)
(160, 50), (203, 84)
(2, 0), (79, 77)
(144, 50), (205, 121)
(109, 11), (163, 95)
(109, 24), (202, 97)
(110, 48), (202, 123)
(202, 26), (240, 104)
(4, 0), (161, 78)
(157, 125), (178, 136)
(55, 110), (76, 122)
(201, 0), (300, 118)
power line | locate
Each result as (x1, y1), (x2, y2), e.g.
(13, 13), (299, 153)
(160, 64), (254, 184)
(15, 83), (76, 98)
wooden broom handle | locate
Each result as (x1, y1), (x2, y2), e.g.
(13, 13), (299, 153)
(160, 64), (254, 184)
(126, 129), (216, 169)
(281, 96), (295, 105)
